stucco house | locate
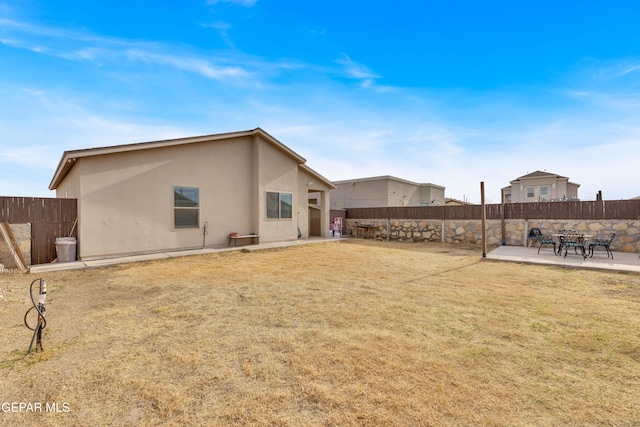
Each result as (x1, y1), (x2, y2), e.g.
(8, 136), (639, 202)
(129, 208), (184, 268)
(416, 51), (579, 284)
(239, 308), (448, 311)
(501, 171), (580, 203)
(49, 128), (335, 260)
(331, 175), (445, 209)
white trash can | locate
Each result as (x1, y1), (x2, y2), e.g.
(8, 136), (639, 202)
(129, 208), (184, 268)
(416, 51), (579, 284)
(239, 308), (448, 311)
(55, 237), (77, 263)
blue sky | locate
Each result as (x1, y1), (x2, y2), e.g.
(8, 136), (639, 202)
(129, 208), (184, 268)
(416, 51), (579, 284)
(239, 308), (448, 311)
(1, 1), (640, 203)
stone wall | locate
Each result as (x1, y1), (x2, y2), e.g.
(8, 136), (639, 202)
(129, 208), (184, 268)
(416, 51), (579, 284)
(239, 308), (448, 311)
(513, 219), (640, 253)
(346, 218), (640, 253)
(385, 220), (442, 242)
(0, 223), (31, 269)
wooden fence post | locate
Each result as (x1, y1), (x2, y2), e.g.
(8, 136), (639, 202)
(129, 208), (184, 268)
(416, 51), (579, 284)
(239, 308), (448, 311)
(481, 182), (486, 258)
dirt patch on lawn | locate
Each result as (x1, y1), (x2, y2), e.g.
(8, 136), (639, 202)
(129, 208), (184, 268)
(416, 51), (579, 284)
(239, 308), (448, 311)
(1, 240), (639, 426)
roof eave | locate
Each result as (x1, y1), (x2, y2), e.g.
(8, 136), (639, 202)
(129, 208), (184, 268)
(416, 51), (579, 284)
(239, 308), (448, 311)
(300, 164), (336, 189)
(49, 128), (308, 190)
(49, 153), (77, 190)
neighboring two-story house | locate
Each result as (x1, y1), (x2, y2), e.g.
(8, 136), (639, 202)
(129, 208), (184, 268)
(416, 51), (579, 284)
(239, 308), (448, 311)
(331, 175), (445, 209)
(501, 171), (580, 203)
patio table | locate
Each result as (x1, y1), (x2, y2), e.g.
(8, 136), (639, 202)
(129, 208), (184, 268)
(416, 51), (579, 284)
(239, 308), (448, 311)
(552, 233), (592, 259)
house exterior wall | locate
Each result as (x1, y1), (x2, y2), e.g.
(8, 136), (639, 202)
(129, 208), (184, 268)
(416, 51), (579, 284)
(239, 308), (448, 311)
(506, 176), (579, 202)
(256, 135), (300, 243)
(332, 180), (391, 209)
(299, 168), (332, 238)
(54, 134), (330, 260)
(332, 177), (445, 209)
(387, 180), (419, 206)
(58, 137), (256, 258)
(420, 185), (445, 205)
(567, 183), (579, 199)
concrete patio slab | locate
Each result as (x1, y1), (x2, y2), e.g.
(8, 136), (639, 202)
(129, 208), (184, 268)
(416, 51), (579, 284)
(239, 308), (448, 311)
(486, 245), (640, 273)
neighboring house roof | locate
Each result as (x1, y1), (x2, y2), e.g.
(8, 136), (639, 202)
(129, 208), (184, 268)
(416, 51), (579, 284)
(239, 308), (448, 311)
(49, 127), (334, 190)
(509, 170), (580, 187)
(445, 197), (474, 205)
(514, 170), (568, 180)
(333, 175), (445, 189)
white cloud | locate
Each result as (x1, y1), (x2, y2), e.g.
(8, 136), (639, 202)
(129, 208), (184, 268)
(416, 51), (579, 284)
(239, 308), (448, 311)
(206, 0), (258, 6)
(201, 20), (232, 31)
(124, 49), (249, 79)
(335, 54), (380, 80)
(1, 18), (251, 81)
(2, 11), (640, 202)
(620, 63), (640, 76)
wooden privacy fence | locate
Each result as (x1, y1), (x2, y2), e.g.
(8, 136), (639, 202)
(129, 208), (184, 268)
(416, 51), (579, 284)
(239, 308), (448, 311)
(346, 200), (640, 221)
(0, 197), (77, 265)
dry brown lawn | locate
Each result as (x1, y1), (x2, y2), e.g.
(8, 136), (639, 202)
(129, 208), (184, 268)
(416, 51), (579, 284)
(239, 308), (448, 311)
(1, 239), (639, 426)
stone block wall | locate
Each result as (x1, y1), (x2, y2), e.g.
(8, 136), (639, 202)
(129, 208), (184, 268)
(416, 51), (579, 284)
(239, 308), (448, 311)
(348, 219), (442, 242)
(522, 220), (640, 253)
(0, 223), (31, 269)
(346, 218), (640, 253)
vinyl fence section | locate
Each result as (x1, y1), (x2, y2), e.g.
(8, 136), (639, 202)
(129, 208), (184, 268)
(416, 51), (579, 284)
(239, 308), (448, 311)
(0, 197), (77, 265)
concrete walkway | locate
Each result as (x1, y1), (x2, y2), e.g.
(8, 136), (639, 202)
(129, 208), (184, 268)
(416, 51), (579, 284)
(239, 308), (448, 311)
(486, 245), (640, 273)
(29, 237), (341, 274)
(28, 239), (640, 274)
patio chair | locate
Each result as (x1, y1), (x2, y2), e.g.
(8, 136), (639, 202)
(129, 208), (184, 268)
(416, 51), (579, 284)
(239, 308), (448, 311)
(559, 233), (586, 259)
(588, 233), (616, 259)
(527, 228), (543, 247)
(537, 234), (557, 255)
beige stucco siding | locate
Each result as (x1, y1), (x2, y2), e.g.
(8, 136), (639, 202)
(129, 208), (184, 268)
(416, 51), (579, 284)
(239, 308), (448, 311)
(54, 163), (84, 255)
(387, 180), (419, 206)
(298, 168), (332, 238)
(52, 129), (333, 260)
(55, 163), (81, 200)
(509, 177), (579, 202)
(420, 185), (445, 205)
(297, 171), (311, 238)
(332, 180), (390, 208)
(256, 135), (299, 242)
(332, 177), (445, 208)
(61, 138), (256, 258)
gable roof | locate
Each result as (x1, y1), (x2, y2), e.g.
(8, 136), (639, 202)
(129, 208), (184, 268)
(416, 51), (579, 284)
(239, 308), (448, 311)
(511, 170), (568, 181)
(49, 128), (313, 190)
(445, 197), (474, 205)
(508, 170), (580, 188)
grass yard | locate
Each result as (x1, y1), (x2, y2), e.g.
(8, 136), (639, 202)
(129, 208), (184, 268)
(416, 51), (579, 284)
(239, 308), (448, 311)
(1, 239), (639, 426)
